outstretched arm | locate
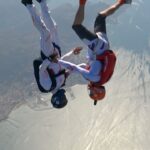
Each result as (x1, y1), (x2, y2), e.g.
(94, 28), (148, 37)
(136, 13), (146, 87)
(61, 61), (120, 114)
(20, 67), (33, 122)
(61, 47), (83, 60)
(58, 59), (101, 82)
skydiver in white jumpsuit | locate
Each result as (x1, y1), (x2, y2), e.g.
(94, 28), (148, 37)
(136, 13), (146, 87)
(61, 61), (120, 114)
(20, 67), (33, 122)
(21, 0), (71, 108)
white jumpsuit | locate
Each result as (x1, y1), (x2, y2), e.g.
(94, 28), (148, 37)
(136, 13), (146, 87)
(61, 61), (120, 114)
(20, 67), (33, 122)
(26, 1), (65, 94)
(26, 1), (60, 57)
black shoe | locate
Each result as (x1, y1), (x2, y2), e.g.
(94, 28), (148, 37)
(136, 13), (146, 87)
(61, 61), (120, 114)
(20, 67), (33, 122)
(119, 0), (132, 5)
(21, 0), (33, 6)
(125, 0), (132, 4)
(36, 0), (42, 3)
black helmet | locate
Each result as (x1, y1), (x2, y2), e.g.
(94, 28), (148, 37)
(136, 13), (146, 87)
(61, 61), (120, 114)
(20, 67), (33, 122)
(51, 89), (68, 109)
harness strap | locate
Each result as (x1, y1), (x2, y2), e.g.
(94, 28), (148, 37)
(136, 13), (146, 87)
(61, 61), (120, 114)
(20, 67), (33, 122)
(54, 69), (67, 87)
(40, 42), (65, 92)
(54, 69), (66, 77)
(47, 69), (57, 92)
(47, 69), (67, 92)
(52, 42), (61, 57)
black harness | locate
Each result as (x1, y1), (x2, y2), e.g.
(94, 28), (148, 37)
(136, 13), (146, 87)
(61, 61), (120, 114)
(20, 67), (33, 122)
(39, 42), (66, 93)
(41, 42), (61, 60)
(46, 68), (66, 92)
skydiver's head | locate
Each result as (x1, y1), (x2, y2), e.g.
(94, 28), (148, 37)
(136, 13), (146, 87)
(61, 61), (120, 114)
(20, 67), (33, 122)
(87, 83), (106, 101)
(51, 89), (68, 109)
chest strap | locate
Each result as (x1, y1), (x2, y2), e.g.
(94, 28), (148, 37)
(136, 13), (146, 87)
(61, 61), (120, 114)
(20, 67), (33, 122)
(47, 69), (66, 92)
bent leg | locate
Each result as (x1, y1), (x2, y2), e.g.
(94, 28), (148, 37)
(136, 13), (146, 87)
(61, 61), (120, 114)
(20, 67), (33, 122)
(94, 0), (126, 34)
(72, 0), (97, 46)
(72, 24), (97, 42)
(26, 4), (54, 57)
(94, 14), (107, 34)
(73, 0), (87, 25)
(99, 0), (124, 17)
(73, 5), (85, 26)
(26, 4), (49, 36)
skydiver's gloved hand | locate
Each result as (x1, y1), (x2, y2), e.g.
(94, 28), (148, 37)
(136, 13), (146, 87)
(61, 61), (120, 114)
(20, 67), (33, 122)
(21, 0), (33, 6)
(72, 46), (83, 55)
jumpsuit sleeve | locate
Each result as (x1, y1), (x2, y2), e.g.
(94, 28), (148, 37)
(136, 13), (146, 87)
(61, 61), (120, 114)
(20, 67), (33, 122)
(58, 59), (101, 82)
(61, 51), (74, 60)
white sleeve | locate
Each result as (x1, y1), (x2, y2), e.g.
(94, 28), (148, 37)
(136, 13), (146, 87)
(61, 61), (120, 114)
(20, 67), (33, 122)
(58, 60), (101, 82)
(61, 51), (74, 60)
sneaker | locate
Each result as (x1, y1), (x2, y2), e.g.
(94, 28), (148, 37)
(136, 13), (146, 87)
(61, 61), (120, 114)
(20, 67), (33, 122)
(36, 0), (42, 3)
(119, 0), (132, 5)
(21, 0), (33, 6)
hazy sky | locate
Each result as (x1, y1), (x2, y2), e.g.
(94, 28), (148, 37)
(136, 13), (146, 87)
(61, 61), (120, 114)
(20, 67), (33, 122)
(49, 0), (100, 8)
(47, 0), (118, 7)
(0, 0), (144, 12)
(44, 0), (116, 8)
